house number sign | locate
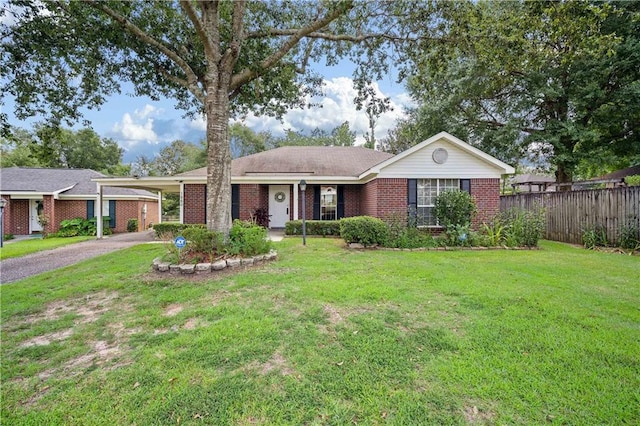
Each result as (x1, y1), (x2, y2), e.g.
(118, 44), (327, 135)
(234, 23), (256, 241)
(274, 191), (286, 202)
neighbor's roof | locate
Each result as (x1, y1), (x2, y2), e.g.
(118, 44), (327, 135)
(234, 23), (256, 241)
(596, 165), (640, 181)
(178, 146), (394, 178)
(0, 167), (156, 198)
(511, 174), (556, 185)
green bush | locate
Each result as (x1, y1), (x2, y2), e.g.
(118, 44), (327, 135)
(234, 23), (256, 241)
(482, 217), (506, 246)
(617, 221), (639, 250)
(441, 224), (478, 247)
(382, 211), (435, 248)
(624, 175), (640, 186)
(227, 220), (271, 257)
(182, 227), (225, 255)
(53, 217), (111, 237)
(127, 218), (139, 233)
(582, 224), (609, 249)
(153, 223), (205, 238)
(434, 190), (477, 229)
(499, 206), (546, 247)
(340, 216), (388, 247)
(285, 220), (341, 236)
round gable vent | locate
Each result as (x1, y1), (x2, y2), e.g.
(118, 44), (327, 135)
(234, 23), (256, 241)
(432, 147), (448, 164)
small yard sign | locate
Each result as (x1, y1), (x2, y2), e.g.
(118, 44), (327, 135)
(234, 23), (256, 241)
(174, 236), (186, 249)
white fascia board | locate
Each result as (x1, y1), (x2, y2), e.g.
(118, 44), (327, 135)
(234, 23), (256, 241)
(52, 185), (77, 200)
(0, 191), (50, 199)
(231, 175), (360, 185)
(59, 194), (158, 201)
(359, 131), (516, 178)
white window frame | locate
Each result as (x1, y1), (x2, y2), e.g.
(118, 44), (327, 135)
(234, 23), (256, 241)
(320, 185), (337, 221)
(417, 178), (459, 227)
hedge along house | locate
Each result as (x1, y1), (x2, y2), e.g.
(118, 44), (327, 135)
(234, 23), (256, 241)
(92, 132), (514, 238)
(0, 167), (160, 236)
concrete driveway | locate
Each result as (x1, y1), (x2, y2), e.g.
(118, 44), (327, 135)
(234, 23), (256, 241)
(0, 231), (158, 285)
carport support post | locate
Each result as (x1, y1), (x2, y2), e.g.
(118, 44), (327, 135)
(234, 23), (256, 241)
(96, 184), (103, 239)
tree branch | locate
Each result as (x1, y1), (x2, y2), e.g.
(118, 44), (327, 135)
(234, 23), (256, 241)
(221, 0), (247, 77)
(179, 0), (217, 63)
(230, 1), (354, 90)
(82, 1), (204, 101)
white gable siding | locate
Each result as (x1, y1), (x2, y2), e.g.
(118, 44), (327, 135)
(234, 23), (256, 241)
(377, 139), (505, 179)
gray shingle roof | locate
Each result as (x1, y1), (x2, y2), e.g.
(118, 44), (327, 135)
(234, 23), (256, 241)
(0, 167), (156, 197)
(178, 146), (394, 177)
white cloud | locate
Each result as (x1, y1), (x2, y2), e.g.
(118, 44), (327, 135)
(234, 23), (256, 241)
(111, 107), (158, 148)
(232, 77), (409, 145)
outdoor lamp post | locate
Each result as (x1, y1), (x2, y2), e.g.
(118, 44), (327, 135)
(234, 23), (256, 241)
(299, 180), (307, 246)
(0, 197), (7, 248)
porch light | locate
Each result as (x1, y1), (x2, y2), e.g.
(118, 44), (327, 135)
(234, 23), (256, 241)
(0, 197), (7, 248)
(299, 180), (307, 245)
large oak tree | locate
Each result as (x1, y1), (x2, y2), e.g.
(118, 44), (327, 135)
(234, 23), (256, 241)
(1, 0), (410, 234)
(395, 0), (640, 184)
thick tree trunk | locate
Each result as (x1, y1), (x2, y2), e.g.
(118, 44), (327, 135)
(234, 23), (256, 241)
(555, 164), (573, 192)
(205, 87), (232, 235)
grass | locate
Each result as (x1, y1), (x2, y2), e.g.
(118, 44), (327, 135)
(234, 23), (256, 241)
(1, 239), (639, 425)
(0, 236), (94, 260)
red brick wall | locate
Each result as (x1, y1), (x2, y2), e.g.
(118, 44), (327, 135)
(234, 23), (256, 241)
(115, 200), (159, 233)
(50, 200), (86, 233)
(471, 178), (500, 226)
(184, 184), (206, 224)
(239, 184), (261, 221)
(4, 197), (30, 235)
(376, 178), (408, 218)
(297, 187), (314, 220)
(43, 196), (55, 234)
(343, 185), (361, 217)
(361, 180), (378, 217)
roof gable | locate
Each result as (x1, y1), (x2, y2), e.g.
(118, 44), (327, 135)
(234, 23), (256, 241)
(363, 132), (515, 178)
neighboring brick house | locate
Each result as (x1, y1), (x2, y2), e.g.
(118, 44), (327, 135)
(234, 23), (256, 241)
(0, 168), (159, 235)
(93, 132), (514, 233)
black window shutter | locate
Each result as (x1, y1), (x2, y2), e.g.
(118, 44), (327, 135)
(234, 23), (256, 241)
(460, 179), (471, 194)
(313, 186), (320, 220)
(407, 179), (417, 222)
(337, 186), (345, 219)
(109, 200), (116, 228)
(231, 184), (240, 220)
(87, 200), (94, 219)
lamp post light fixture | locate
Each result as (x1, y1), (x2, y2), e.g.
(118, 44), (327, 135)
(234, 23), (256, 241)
(299, 180), (307, 246)
(0, 197), (7, 248)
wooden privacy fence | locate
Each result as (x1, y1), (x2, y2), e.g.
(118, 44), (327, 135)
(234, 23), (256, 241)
(500, 186), (640, 245)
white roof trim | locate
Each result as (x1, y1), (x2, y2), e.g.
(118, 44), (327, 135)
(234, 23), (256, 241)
(359, 131), (516, 178)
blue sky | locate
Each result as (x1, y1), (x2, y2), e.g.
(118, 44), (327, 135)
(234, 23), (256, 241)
(3, 55), (413, 164)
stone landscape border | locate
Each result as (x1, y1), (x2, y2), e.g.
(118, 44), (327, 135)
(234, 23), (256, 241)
(152, 250), (277, 275)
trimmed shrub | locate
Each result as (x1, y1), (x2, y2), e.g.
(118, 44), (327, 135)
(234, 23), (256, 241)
(153, 223), (206, 238)
(340, 216), (388, 247)
(127, 218), (139, 233)
(285, 220), (341, 236)
(434, 190), (477, 229)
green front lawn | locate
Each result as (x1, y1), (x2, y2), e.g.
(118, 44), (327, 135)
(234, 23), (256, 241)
(0, 236), (94, 260)
(1, 239), (638, 424)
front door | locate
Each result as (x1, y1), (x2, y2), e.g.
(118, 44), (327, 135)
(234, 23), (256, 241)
(269, 185), (290, 228)
(30, 199), (44, 233)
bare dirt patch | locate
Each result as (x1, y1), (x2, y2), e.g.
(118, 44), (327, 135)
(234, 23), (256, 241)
(19, 329), (74, 348)
(242, 350), (296, 377)
(22, 291), (122, 325)
(463, 404), (496, 424)
(164, 303), (183, 317)
(323, 304), (344, 325)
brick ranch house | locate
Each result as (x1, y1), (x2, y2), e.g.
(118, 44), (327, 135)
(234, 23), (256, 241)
(92, 132), (514, 237)
(0, 167), (160, 235)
